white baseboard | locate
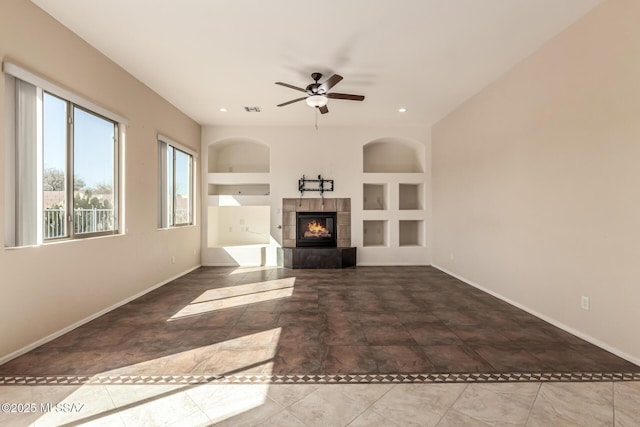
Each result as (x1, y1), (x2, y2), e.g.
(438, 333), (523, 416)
(0, 264), (201, 366)
(201, 262), (240, 267)
(432, 264), (640, 368)
(357, 262), (431, 267)
(201, 262), (276, 267)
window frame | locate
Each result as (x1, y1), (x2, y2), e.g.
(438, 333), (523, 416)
(71, 101), (119, 239)
(3, 62), (126, 247)
(158, 135), (195, 229)
(42, 92), (120, 241)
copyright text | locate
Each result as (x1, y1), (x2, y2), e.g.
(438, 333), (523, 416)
(1, 402), (85, 413)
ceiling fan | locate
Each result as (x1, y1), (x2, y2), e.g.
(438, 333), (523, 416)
(275, 72), (365, 114)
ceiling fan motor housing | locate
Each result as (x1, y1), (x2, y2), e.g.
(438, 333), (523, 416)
(306, 83), (323, 95)
(307, 72), (325, 94)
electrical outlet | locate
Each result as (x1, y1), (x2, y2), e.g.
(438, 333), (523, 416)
(581, 296), (590, 311)
(171, 255), (176, 264)
(450, 252), (455, 261)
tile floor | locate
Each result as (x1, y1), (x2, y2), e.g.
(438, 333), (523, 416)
(1, 380), (639, 426)
(1, 266), (639, 425)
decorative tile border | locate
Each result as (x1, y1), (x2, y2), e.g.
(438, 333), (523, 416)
(1, 372), (639, 386)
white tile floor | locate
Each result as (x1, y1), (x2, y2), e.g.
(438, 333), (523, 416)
(1, 381), (639, 426)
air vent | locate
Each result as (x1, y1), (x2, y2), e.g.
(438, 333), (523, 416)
(243, 106), (261, 112)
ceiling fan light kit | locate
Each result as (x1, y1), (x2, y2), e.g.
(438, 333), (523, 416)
(306, 95), (328, 108)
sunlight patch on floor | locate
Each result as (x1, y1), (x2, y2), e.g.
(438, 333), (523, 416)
(169, 278), (296, 320)
(34, 329), (284, 424)
(229, 265), (280, 275)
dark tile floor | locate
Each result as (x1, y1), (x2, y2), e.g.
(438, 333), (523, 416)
(1, 266), (638, 377)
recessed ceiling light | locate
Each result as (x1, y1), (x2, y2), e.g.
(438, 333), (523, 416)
(398, 108), (408, 113)
(219, 107), (228, 112)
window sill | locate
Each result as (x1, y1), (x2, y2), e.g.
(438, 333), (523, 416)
(157, 224), (197, 231)
(4, 232), (125, 251)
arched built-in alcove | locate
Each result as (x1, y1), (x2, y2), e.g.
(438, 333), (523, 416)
(207, 138), (270, 173)
(361, 137), (426, 251)
(363, 138), (423, 173)
(205, 137), (273, 258)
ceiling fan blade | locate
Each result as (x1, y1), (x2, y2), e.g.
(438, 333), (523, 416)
(318, 74), (343, 94)
(319, 105), (329, 114)
(277, 97), (307, 107)
(327, 92), (365, 101)
(275, 82), (307, 93)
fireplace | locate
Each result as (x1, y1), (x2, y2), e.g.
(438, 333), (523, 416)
(296, 212), (337, 247)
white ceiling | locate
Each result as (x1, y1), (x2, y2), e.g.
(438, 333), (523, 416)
(32, 0), (602, 127)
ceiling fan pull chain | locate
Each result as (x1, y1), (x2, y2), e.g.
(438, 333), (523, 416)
(315, 107), (319, 130)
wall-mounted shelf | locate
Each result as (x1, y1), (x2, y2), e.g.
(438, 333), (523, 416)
(208, 184), (270, 196)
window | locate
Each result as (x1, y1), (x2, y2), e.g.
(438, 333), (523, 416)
(158, 137), (194, 228)
(43, 94), (118, 240)
(3, 63), (124, 247)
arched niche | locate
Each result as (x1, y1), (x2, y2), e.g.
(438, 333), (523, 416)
(363, 138), (424, 173)
(208, 138), (270, 173)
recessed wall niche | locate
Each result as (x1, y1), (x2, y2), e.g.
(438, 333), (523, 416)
(363, 138), (423, 173)
(207, 206), (270, 247)
(363, 220), (388, 247)
(399, 183), (423, 210)
(363, 184), (387, 210)
(208, 139), (270, 173)
(399, 220), (424, 247)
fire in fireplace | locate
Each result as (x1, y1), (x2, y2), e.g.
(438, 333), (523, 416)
(296, 212), (337, 247)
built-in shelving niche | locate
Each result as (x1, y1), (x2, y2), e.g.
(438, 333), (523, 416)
(363, 220), (388, 247)
(399, 183), (423, 210)
(208, 139), (270, 173)
(361, 138), (426, 255)
(363, 184), (387, 210)
(206, 138), (271, 250)
(207, 206), (271, 247)
(363, 139), (424, 173)
(399, 220), (424, 247)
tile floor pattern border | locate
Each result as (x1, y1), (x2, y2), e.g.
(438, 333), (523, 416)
(1, 372), (639, 386)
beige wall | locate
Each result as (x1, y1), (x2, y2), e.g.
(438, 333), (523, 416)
(0, 0), (201, 361)
(432, 0), (640, 363)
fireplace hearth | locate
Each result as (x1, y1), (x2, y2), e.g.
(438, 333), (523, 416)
(296, 212), (337, 247)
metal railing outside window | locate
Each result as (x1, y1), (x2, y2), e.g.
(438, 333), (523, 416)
(44, 208), (115, 239)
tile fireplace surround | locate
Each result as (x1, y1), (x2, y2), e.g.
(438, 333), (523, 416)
(282, 198), (351, 248)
